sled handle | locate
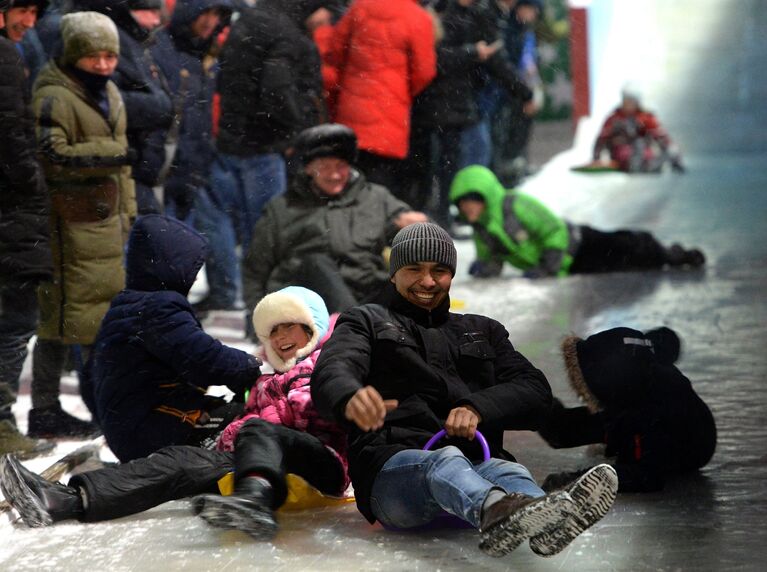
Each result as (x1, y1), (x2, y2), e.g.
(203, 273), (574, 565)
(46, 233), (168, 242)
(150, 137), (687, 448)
(423, 429), (491, 461)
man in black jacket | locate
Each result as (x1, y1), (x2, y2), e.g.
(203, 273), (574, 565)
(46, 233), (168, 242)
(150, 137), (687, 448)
(201, 0), (329, 312)
(0, 0), (54, 458)
(311, 222), (618, 558)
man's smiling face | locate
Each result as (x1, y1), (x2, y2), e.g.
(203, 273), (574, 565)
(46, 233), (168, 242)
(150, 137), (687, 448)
(391, 261), (453, 311)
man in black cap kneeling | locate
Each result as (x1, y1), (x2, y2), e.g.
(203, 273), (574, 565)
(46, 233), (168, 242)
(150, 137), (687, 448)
(243, 123), (428, 314)
(310, 222), (619, 558)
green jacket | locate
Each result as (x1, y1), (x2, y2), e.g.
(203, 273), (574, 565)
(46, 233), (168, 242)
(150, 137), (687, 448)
(449, 165), (573, 277)
(242, 171), (410, 311)
(32, 61), (136, 344)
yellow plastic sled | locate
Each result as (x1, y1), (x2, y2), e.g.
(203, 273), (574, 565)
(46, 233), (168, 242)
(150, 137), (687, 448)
(217, 472), (354, 511)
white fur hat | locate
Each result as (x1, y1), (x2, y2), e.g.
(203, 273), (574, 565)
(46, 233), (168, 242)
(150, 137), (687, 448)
(252, 286), (329, 372)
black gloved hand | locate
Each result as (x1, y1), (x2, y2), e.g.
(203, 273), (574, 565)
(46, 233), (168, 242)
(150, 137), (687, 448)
(541, 466), (594, 492)
(469, 259), (502, 278)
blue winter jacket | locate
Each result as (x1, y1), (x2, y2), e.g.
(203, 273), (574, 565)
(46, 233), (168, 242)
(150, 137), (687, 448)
(150, 0), (232, 214)
(88, 214), (261, 461)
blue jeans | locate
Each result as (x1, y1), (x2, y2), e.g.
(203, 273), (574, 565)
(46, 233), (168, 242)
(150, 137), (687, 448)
(369, 446), (544, 530)
(193, 186), (239, 307)
(0, 282), (39, 420)
(459, 122), (492, 169)
(204, 153), (287, 307)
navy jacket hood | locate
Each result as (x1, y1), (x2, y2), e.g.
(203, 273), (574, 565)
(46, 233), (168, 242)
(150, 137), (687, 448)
(125, 214), (208, 294)
(169, 0), (232, 55)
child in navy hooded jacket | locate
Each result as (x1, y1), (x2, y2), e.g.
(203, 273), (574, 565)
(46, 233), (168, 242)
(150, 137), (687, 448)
(86, 214), (261, 462)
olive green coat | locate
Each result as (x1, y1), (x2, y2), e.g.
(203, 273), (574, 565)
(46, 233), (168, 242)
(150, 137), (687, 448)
(32, 61), (136, 345)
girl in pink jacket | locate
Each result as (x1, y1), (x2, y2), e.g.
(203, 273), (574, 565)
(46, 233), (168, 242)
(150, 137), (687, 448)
(195, 286), (349, 539)
(0, 286), (349, 541)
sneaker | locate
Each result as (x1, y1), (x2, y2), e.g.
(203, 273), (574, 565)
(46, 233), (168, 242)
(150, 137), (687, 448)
(529, 464), (618, 557)
(0, 454), (84, 527)
(0, 419), (55, 459)
(27, 404), (101, 439)
(193, 476), (278, 540)
(478, 491), (575, 557)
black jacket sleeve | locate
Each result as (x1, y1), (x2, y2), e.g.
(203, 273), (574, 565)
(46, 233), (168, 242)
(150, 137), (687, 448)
(0, 40), (43, 194)
(456, 318), (552, 430)
(311, 308), (375, 424)
(140, 296), (262, 392)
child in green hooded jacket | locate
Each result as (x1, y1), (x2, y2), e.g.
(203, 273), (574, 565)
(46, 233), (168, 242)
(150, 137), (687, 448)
(449, 165), (704, 278)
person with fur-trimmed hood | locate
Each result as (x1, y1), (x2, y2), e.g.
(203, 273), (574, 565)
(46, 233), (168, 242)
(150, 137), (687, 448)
(538, 327), (717, 493)
(242, 123), (428, 315)
(0, 286), (350, 543)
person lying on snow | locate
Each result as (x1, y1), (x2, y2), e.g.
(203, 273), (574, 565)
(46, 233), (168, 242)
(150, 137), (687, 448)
(538, 326), (716, 493)
(0, 287), (349, 541)
(310, 222), (619, 559)
(593, 85), (685, 173)
(449, 165), (705, 279)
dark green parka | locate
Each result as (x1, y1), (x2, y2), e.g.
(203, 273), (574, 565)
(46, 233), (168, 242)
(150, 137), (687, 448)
(242, 170), (410, 311)
(32, 60), (136, 344)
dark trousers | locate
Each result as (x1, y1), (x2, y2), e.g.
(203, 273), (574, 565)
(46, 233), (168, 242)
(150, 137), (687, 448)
(72, 418), (345, 521)
(234, 418), (345, 507)
(356, 151), (405, 200)
(570, 225), (668, 274)
(0, 282), (39, 421)
(71, 445), (233, 522)
(31, 339), (91, 410)
(293, 253), (359, 313)
(403, 125), (462, 228)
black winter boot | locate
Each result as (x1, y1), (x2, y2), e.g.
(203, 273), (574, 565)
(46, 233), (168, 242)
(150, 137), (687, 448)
(27, 404), (101, 439)
(478, 491), (574, 557)
(665, 244), (706, 268)
(192, 476), (278, 540)
(0, 454), (84, 527)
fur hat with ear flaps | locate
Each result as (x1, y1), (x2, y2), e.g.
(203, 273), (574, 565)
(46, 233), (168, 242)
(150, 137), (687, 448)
(561, 326), (682, 414)
(252, 286), (329, 373)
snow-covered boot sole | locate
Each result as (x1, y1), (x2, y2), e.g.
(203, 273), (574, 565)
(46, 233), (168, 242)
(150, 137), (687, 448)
(193, 494), (278, 541)
(529, 464), (618, 557)
(0, 455), (53, 527)
(479, 490), (574, 557)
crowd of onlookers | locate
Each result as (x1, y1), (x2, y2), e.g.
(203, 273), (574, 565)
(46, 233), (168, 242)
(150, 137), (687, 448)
(0, 0), (547, 453)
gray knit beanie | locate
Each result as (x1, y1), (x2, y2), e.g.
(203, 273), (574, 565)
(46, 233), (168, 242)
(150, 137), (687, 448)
(389, 222), (457, 277)
(61, 11), (120, 66)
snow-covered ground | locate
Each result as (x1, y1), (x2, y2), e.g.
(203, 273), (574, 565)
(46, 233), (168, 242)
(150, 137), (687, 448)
(3, 0), (767, 570)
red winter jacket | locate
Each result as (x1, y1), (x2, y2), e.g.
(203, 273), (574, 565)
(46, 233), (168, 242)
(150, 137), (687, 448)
(328, 0), (436, 159)
(593, 108), (671, 159)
